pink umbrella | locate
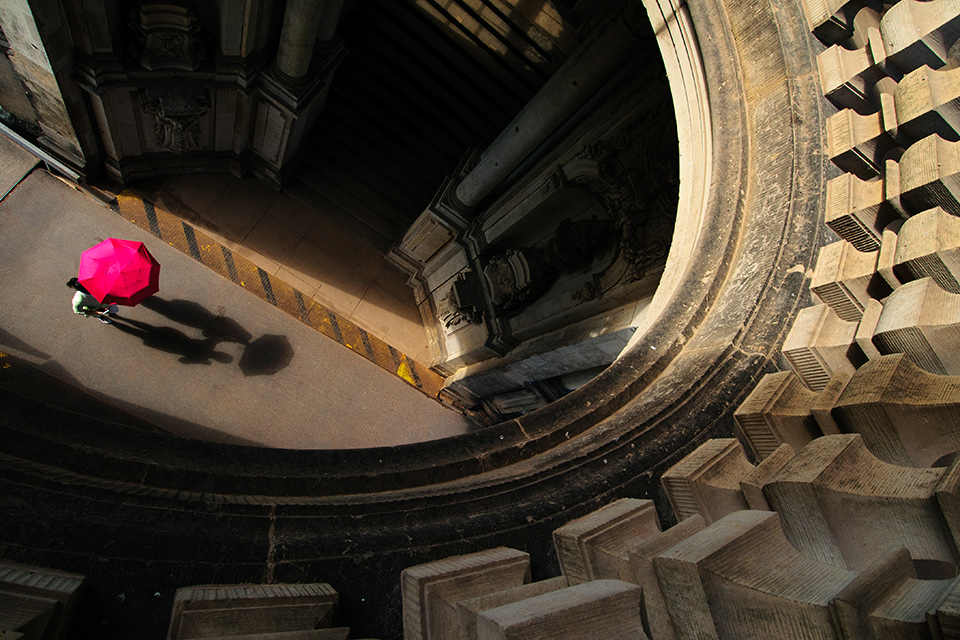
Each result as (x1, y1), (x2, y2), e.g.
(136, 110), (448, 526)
(78, 238), (160, 306)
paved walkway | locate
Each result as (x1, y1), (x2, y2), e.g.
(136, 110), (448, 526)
(0, 137), (471, 449)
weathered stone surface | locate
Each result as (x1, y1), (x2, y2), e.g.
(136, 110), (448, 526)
(892, 207), (960, 294)
(782, 304), (863, 391)
(809, 369), (851, 435)
(855, 298), (885, 361)
(899, 134), (960, 217)
(819, 33), (892, 112)
(873, 277), (960, 374)
(811, 240), (886, 321)
(167, 583), (338, 640)
(456, 577), (568, 640)
(826, 171), (896, 252)
(880, 0), (960, 70)
(895, 64), (960, 143)
(401, 548), (530, 640)
(739, 443), (796, 510)
(734, 371), (824, 459)
(474, 580), (646, 640)
(553, 498), (659, 585)
(661, 438), (751, 524)
(826, 108), (896, 179)
(0, 561), (84, 640)
(832, 353), (960, 467)
(654, 510), (858, 639)
(628, 515), (706, 640)
(828, 547), (929, 638)
(764, 434), (959, 569)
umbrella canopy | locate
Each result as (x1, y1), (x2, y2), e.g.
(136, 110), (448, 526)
(78, 238), (160, 306)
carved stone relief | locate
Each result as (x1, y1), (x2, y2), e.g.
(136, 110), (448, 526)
(139, 89), (210, 153)
(479, 216), (610, 316)
(570, 92), (679, 300)
(131, 2), (204, 72)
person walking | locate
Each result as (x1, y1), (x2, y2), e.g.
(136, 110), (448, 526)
(68, 277), (118, 324)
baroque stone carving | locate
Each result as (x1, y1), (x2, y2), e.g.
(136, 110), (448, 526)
(481, 217), (610, 314)
(483, 249), (555, 312)
(572, 92), (679, 299)
(139, 90), (210, 154)
(131, 1), (204, 72)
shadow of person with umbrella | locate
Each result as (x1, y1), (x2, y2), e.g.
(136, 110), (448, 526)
(109, 316), (233, 365)
(139, 297), (251, 345)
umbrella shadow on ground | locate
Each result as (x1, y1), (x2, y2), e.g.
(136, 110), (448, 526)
(238, 335), (294, 376)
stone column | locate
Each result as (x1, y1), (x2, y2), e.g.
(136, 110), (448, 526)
(453, 5), (649, 210)
(274, 0), (326, 82)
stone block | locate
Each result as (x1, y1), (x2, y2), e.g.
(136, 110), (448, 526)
(661, 439), (751, 524)
(734, 371), (825, 460)
(899, 134), (960, 217)
(873, 277), (960, 375)
(827, 108), (897, 179)
(819, 31), (894, 112)
(895, 64), (960, 143)
(809, 369), (851, 436)
(628, 515), (706, 640)
(931, 575), (960, 636)
(456, 577), (568, 640)
(829, 546), (943, 639)
(831, 353), (960, 467)
(881, 0), (960, 71)
(934, 459), (960, 561)
(739, 443), (796, 510)
(764, 434), (959, 569)
(811, 240), (887, 321)
(856, 298), (885, 361)
(866, 576), (958, 637)
(799, 0), (856, 41)
(877, 219), (905, 289)
(166, 583), (338, 640)
(893, 207), (960, 294)
(553, 498), (660, 585)
(826, 171), (899, 252)
(401, 547), (531, 640)
(0, 561), (85, 640)
(474, 580), (647, 640)
(782, 304), (864, 392)
(653, 510), (858, 639)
